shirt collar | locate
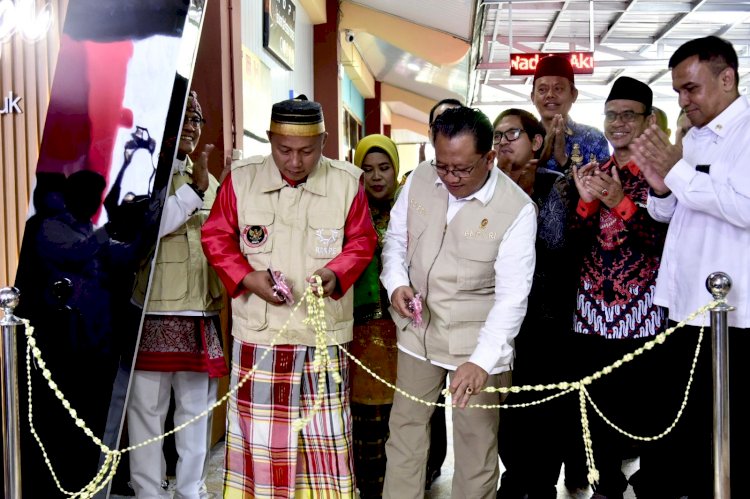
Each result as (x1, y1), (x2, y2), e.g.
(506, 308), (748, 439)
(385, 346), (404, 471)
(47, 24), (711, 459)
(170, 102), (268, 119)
(173, 156), (189, 175)
(259, 155), (325, 195)
(434, 166), (499, 205)
(699, 95), (747, 138)
(607, 155), (640, 176)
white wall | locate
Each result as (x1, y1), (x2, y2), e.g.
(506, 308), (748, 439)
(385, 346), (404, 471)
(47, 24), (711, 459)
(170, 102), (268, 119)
(240, 0), (315, 156)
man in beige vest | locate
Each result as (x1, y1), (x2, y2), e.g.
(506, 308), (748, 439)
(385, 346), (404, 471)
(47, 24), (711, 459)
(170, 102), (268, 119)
(128, 91), (227, 499)
(381, 107), (536, 498)
(201, 95), (377, 498)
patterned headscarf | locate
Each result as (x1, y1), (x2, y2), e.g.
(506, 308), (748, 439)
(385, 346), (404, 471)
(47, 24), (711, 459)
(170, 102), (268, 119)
(187, 90), (203, 120)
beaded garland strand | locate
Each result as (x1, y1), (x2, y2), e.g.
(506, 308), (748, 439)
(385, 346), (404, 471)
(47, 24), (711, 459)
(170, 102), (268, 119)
(23, 277), (333, 498)
(20, 284), (721, 496)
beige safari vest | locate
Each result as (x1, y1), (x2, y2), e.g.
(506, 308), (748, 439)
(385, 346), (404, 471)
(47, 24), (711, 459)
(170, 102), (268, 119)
(230, 154), (362, 346)
(133, 157), (224, 313)
(396, 161), (531, 369)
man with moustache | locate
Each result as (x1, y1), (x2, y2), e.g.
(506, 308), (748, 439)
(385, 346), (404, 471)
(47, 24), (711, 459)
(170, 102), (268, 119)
(531, 55), (610, 174)
(128, 91), (228, 499)
(631, 35), (750, 498)
(570, 77), (669, 499)
(201, 95), (377, 498)
(381, 106), (536, 499)
(493, 108), (547, 195)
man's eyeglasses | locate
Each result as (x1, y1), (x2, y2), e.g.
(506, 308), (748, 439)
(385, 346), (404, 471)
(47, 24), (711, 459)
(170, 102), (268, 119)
(604, 110), (648, 123)
(431, 154), (486, 179)
(493, 128), (526, 144)
(184, 116), (205, 128)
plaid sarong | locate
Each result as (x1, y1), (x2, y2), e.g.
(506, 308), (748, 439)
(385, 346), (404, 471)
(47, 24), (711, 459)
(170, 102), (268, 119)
(224, 340), (355, 498)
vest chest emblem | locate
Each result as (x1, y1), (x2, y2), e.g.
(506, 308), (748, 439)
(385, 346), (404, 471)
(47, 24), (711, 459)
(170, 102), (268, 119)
(243, 225), (268, 247)
(315, 228), (340, 256)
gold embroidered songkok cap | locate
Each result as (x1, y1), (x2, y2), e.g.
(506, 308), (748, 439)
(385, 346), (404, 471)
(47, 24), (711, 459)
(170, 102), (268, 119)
(269, 94), (326, 136)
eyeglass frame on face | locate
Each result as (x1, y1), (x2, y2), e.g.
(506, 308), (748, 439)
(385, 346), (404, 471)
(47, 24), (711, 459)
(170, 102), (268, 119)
(184, 115), (205, 129)
(603, 110), (649, 123)
(430, 153), (487, 179)
(492, 128), (526, 144)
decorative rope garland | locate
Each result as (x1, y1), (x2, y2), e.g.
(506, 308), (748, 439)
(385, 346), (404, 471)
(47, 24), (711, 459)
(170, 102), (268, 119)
(22, 277), (329, 498)
(19, 290), (722, 496)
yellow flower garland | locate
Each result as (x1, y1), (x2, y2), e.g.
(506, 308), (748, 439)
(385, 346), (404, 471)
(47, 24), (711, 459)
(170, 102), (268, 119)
(20, 289), (722, 495)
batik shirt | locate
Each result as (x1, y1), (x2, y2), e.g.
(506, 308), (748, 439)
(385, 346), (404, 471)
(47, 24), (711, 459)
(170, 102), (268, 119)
(545, 118), (610, 173)
(572, 157), (668, 339)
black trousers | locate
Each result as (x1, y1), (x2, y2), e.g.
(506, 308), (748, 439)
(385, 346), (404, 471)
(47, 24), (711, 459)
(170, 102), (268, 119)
(634, 323), (749, 499)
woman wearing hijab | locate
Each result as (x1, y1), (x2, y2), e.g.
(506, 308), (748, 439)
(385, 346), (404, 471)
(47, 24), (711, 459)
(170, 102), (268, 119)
(350, 134), (400, 498)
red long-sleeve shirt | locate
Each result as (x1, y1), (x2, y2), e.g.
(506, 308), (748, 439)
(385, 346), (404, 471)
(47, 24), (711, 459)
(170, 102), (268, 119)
(201, 171), (377, 300)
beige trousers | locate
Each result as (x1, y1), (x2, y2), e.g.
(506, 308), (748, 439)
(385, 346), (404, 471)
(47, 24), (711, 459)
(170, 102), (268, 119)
(383, 350), (511, 499)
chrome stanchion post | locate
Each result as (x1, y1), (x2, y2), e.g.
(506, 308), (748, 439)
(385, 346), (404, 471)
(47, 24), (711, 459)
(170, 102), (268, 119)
(706, 272), (734, 499)
(0, 286), (22, 499)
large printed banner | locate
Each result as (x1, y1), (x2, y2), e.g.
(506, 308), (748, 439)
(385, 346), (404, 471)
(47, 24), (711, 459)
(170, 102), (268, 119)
(12, 1), (206, 496)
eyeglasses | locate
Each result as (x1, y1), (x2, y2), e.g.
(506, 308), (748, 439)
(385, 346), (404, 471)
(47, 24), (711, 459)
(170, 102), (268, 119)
(604, 110), (648, 123)
(184, 116), (205, 128)
(493, 128), (526, 144)
(431, 154), (486, 178)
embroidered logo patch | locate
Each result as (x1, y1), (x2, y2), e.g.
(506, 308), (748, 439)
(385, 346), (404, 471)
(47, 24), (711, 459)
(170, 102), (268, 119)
(314, 228), (340, 256)
(243, 225), (268, 247)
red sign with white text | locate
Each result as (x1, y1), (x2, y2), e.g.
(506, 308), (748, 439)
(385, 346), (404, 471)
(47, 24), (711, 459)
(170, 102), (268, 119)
(509, 52), (595, 76)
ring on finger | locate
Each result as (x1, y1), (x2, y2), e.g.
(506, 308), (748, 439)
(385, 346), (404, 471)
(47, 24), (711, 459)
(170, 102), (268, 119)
(601, 188), (609, 196)
(466, 387), (473, 394)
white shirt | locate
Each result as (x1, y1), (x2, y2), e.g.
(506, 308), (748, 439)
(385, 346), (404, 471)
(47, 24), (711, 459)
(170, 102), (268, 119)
(648, 95), (750, 328)
(158, 157), (204, 237)
(381, 167), (537, 374)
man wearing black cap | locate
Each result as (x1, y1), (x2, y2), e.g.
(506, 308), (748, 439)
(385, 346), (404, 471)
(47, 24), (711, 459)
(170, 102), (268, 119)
(201, 96), (377, 497)
(566, 76), (669, 499)
(531, 55), (610, 173)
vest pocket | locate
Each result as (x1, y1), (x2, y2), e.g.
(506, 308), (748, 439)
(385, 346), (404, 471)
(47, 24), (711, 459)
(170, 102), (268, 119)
(240, 211), (274, 266)
(307, 211), (344, 259)
(448, 302), (492, 355)
(151, 230), (189, 300)
(388, 305), (413, 331)
(235, 292), (268, 331)
(456, 244), (497, 290)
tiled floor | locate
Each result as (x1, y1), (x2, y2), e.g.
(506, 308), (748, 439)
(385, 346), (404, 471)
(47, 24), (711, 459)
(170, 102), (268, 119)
(112, 402), (638, 499)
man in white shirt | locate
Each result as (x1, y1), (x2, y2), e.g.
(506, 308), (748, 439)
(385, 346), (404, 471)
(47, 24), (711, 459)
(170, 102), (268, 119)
(381, 106), (536, 499)
(631, 35), (750, 498)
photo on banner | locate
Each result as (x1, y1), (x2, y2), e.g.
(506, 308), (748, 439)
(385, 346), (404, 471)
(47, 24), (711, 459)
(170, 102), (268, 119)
(11, 1), (207, 497)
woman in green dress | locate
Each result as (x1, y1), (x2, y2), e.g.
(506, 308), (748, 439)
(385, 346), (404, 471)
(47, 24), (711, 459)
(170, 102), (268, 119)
(350, 134), (400, 498)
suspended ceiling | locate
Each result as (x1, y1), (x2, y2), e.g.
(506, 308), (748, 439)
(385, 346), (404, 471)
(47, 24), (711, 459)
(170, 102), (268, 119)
(345, 0), (750, 138)
(475, 0), (750, 105)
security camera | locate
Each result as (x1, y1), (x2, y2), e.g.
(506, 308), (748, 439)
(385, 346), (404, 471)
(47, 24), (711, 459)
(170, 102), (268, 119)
(345, 30), (355, 43)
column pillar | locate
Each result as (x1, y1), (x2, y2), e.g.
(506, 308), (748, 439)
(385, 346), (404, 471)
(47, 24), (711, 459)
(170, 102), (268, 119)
(364, 80), (382, 135)
(313, 0), (341, 159)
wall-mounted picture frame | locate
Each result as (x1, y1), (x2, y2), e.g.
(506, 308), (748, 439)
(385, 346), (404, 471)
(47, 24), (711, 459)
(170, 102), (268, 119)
(263, 0), (295, 70)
